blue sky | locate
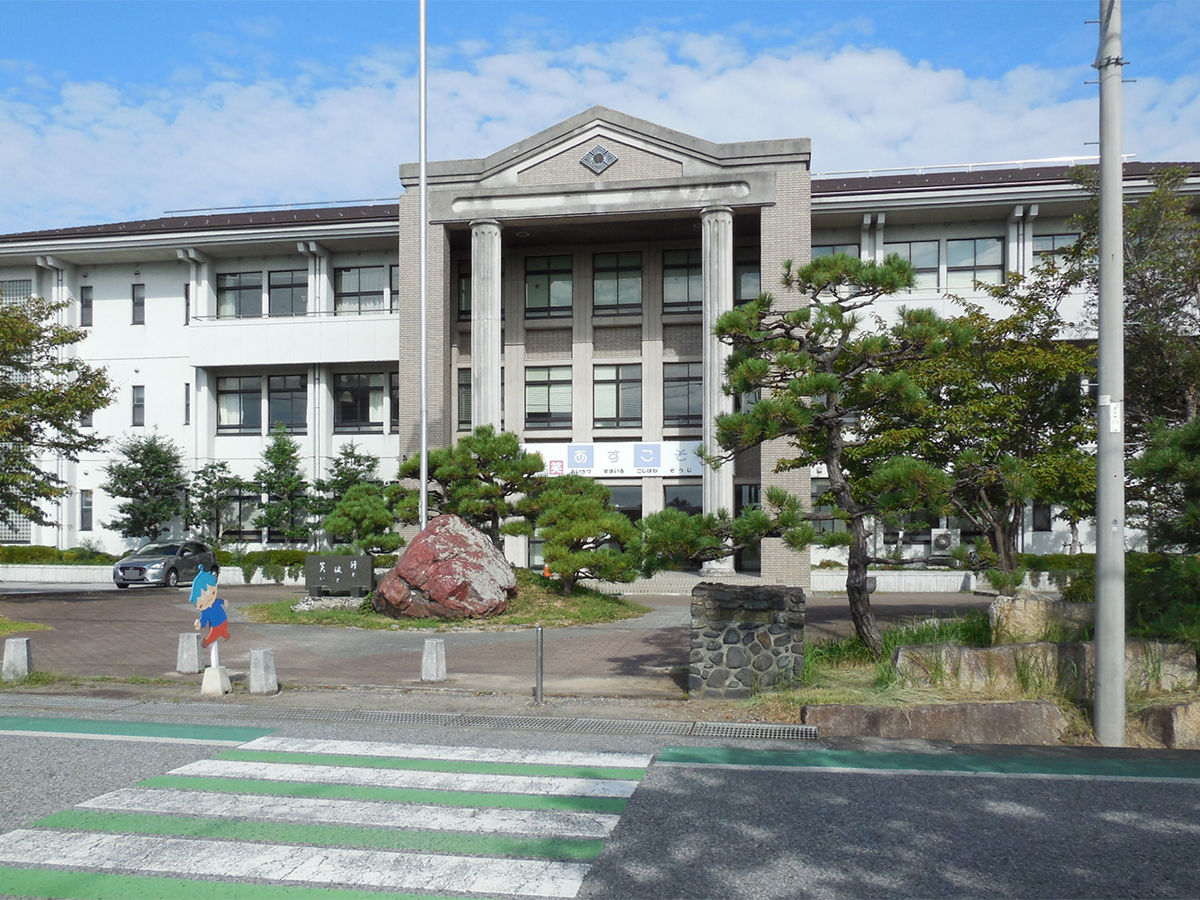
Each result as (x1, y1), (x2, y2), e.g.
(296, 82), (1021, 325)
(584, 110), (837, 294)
(2, 1), (1198, 234)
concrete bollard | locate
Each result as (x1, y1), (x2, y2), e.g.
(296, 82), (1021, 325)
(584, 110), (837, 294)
(2, 637), (32, 681)
(177, 633), (203, 674)
(421, 638), (447, 682)
(200, 641), (232, 696)
(249, 648), (279, 695)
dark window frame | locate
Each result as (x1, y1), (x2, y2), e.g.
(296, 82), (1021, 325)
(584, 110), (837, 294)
(663, 361), (703, 427)
(947, 237), (1004, 289)
(131, 385), (145, 427)
(268, 269), (307, 318)
(734, 247), (761, 306)
(80, 285), (93, 327)
(457, 369), (472, 431)
(592, 251), (642, 316)
(216, 271), (264, 319)
(882, 240), (940, 291)
(80, 489), (93, 532)
(524, 255), (573, 319)
(216, 376), (263, 434)
(132, 284), (145, 325)
(593, 363), (642, 428)
(268, 374), (307, 433)
(524, 365), (572, 429)
(334, 372), (386, 433)
(334, 266), (386, 316)
(662, 249), (702, 313)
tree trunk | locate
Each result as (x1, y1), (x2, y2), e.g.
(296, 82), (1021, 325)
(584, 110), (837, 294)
(846, 517), (883, 657)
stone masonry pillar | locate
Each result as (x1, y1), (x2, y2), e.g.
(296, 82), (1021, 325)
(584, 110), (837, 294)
(470, 219), (503, 430)
(700, 206), (736, 577)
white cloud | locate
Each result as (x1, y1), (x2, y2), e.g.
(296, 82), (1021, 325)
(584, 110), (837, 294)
(1, 27), (1197, 234)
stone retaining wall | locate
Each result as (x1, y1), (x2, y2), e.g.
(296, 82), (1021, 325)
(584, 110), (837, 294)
(689, 582), (805, 699)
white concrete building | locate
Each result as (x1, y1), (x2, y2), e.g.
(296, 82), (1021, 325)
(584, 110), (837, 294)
(1, 107), (1196, 577)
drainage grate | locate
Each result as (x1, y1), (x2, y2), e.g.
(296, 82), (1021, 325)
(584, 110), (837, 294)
(567, 718), (694, 736)
(692, 722), (819, 741)
(0, 696), (139, 711)
(457, 715), (572, 730)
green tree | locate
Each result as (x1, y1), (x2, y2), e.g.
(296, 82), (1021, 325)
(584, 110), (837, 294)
(900, 276), (1096, 572)
(0, 294), (112, 527)
(189, 461), (246, 545)
(712, 254), (960, 655)
(1131, 417), (1200, 553)
(252, 425), (311, 544)
(312, 442), (381, 518)
(323, 482), (405, 554)
(1072, 166), (1200, 439)
(101, 433), (189, 541)
(534, 476), (636, 593)
(397, 425), (546, 547)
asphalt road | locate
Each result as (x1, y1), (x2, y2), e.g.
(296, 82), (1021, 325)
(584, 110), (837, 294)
(3, 706), (1199, 899)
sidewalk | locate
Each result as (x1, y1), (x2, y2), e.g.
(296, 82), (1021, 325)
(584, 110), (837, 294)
(0, 582), (989, 701)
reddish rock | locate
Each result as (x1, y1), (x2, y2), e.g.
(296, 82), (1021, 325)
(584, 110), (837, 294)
(373, 515), (516, 618)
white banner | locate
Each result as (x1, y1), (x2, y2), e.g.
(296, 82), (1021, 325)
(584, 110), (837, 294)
(527, 441), (705, 478)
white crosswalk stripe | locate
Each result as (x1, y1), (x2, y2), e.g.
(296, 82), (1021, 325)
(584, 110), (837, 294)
(80, 787), (623, 838)
(0, 736), (649, 899)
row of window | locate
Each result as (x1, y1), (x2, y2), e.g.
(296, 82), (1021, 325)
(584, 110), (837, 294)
(812, 233), (1078, 292)
(456, 249), (761, 321)
(75, 266), (400, 326)
(457, 362), (705, 431)
(217, 373), (402, 434)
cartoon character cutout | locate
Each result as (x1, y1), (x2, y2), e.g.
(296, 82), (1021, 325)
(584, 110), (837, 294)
(189, 565), (229, 648)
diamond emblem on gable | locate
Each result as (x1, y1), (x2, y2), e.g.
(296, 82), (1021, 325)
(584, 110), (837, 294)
(581, 145), (618, 175)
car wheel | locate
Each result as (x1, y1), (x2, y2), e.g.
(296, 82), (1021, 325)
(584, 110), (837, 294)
(116, 583), (129, 589)
(166, 568), (179, 588)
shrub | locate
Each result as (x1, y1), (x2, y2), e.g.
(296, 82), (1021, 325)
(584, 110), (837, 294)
(0, 545), (117, 565)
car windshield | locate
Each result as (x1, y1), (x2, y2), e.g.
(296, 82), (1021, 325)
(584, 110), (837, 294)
(133, 543), (180, 557)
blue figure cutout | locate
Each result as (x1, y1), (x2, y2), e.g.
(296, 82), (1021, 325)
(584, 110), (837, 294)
(189, 565), (229, 648)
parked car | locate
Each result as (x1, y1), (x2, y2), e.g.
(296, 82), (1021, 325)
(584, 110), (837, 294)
(112, 541), (218, 589)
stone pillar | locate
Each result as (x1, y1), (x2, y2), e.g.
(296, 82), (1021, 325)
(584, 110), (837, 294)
(701, 206), (736, 577)
(470, 219), (503, 431)
(2, 637), (32, 681)
(177, 633), (203, 674)
(421, 638), (447, 682)
(249, 648), (279, 694)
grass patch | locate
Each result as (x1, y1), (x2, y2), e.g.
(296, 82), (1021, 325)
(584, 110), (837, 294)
(242, 569), (650, 630)
(0, 617), (51, 638)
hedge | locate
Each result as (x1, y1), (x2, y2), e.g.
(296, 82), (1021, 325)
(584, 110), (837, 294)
(0, 545), (118, 565)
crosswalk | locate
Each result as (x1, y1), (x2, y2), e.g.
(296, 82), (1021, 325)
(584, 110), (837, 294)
(0, 735), (652, 899)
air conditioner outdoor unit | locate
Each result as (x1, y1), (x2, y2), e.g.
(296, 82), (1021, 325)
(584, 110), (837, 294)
(930, 528), (960, 557)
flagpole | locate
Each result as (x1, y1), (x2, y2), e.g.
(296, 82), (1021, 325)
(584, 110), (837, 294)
(418, 0), (429, 530)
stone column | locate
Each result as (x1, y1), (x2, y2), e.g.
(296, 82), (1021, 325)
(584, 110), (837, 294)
(470, 219), (503, 430)
(701, 206), (736, 577)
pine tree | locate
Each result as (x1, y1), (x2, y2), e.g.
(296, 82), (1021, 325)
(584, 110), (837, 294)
(534, 475), (636, 593)
(252, 425), (311, 544)
(101, 433), (189, 541)
(189, 461), (247, 545)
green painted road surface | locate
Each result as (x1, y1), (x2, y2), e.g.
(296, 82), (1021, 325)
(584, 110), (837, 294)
(0, 716), (273, 745)
(0, 729), (652, 899)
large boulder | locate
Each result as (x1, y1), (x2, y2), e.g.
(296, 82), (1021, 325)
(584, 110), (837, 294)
(373, 515), (516, 618)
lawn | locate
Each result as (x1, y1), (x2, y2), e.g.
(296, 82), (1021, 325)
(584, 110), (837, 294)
(242, 569), (650, 630)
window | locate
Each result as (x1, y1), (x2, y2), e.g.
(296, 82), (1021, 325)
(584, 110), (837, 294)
(457, 260), (471, 320)
(525, 255), (572, 318)
(664, 484), (703, 516)
(389, 265), (400, 313)
(1032, 500), (1053, 532)
(390, 371), (401, 427)
(131, 385), (145, 426)
(812, 244), (860, 259)
(525, 366), (572, 429)
(0, 279), (32, 306)
(593, 251), (642, 315)
(594, 364), (642, 428)
(947, 237), (1004, 289)
(810, 478), (845, 534)
(269, 269), (307, 317)
(662, 249), (702, 313)
(183, 283), (190, 325)
(608, 484), (642, 524)
(80, 285), (93, 327)
(268, 374), (306, 432)
(663, 362), (703, 427)
(79, 409), (92, 428)
(217, 272), (262, 319)
(80, 490), (93, 532)
(735, 483), (762, 573)
(334, 373), (385, 432)
(132, 284), (145, 324)
(227, 494), (262, 543)
(216, 376), (262, 433)
(334, 266), (385, 316)
(183, 383), (190, 426)
(457, 369), (472, 431)
(734, 248), (760, 305)
(1033, 234), (1078, 259)
(882, 241), (939, 291)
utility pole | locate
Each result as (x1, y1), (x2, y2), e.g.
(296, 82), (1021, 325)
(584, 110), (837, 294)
(417, 0), (430, 531)
(1093, 0), (1126, 746)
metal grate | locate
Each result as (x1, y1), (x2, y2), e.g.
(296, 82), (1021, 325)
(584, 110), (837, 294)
(568, 718), (694, 736)
(693, 722), (819, 741)
(457, 715), (572, 730)
(0, 696), (139, 711)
